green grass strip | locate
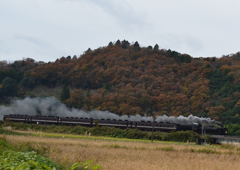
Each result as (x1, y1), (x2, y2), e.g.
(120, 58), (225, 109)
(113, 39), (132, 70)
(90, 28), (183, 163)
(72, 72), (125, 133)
(30, 132), (195, 145)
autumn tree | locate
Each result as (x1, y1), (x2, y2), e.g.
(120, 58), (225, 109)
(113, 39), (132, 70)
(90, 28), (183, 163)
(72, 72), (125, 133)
(206, 106), (226, 120)
(65, 89), (83, 108)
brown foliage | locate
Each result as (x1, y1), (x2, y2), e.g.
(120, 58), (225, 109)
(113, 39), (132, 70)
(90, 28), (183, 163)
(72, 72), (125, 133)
(8, 42), (240, 121)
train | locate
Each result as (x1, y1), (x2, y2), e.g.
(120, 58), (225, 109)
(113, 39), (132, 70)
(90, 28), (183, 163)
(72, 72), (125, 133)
(3, 114), (227, 135)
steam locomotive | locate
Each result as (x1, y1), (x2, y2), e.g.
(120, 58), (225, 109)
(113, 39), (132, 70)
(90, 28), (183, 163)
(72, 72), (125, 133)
(3, 114), (227, 135)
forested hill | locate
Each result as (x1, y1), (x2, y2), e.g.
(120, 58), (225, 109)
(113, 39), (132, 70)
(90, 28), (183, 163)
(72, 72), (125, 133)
(1, 40), (240, 125)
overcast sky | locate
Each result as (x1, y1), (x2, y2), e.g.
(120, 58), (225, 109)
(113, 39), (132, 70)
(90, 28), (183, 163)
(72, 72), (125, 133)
(0, 0), (240, 62)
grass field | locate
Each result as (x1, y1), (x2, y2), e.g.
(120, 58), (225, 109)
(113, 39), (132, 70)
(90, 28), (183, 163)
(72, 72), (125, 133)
(1, 132), (240, 170)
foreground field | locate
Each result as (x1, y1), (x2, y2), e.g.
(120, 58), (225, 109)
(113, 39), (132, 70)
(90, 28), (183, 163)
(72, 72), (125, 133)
(1, 134), (240, 170)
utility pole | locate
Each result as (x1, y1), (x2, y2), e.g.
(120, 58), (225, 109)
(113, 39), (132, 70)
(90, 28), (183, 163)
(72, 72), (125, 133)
(192, 124), (194, 142)
(192, 123), (198, 143)
(151, 115), (156, 143)
(151, 123), (155, 143)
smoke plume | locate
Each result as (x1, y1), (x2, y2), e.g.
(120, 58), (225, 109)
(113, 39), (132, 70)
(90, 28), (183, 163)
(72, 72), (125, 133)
(0, 97), (217, 125)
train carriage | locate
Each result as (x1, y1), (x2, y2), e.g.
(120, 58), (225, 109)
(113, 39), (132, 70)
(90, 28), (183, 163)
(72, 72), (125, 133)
(30, 116), (59, 125)
(4, 114), (29, 123)
(135, 121), (177, 131)
(61, 117), (93, 127)
(95, 119), (131, 128)
(2, 114), (227, 135)
(152, 122), (177, 131)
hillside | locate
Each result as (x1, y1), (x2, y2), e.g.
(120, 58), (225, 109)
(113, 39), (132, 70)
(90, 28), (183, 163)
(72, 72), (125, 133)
(1, 40), (240, 125)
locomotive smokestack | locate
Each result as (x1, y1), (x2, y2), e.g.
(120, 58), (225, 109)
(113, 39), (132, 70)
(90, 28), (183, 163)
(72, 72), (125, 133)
(0, 97), (217, 125)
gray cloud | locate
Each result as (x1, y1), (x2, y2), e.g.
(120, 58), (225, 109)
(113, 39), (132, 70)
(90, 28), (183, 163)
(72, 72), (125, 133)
(14, 36), (51, 49)
(158, 33), (204, 55)
(89, 0), (151, 31)
(0, 0), (240, 62)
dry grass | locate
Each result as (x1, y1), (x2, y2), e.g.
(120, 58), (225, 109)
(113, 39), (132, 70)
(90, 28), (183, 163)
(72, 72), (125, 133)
(2, 134), (240, 170)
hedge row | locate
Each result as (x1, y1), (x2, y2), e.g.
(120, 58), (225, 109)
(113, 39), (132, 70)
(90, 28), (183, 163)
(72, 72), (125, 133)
(2, 122), (200, 142)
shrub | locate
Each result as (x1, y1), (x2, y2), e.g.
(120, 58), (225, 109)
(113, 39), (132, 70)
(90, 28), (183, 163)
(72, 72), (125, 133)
(196, 148), (219, 154)
(71, 160), (101, 170)
(2, 122), (200, 142)
(155, 146), (175, 152)
(0, 151), (63, 170)
(0, 137), (14, 152)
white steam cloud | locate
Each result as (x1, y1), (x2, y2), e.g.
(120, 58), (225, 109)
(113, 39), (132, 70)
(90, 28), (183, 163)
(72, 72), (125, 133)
(0, 97), (217, 125)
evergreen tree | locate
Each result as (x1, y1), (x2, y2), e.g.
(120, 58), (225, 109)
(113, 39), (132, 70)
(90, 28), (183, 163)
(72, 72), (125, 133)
(153, 44), (159, 50)
(72, 55), (77, 60)
(2, 77), (18, 97)
(133, 41), (141, 51)
(60, 85), (70, 102)
(147, 46), (153, 50)
(20, 77), (34, 89)
(108, 41), (113, 47)
(121, 40), (130, 49)
(115, 39), (121, 45)
(85, 48), (92, 54)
